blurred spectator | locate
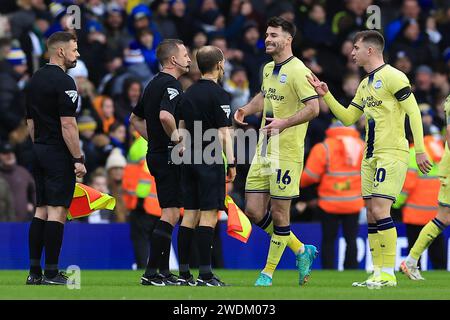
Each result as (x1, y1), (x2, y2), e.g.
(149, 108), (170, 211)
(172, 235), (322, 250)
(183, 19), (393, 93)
(97, 51), (124, 96)
(331, 0), (369, 42)
(114, 77), (142, 125)
(67, 59), (97, 114)
(104, 2), (131, 54)
(0, 175), (14, 221)
(223, 66), (250, 116)
(18, 9), (51, 74)
(238, 20), (268, 95)
(169, 0), (194, 45)
(151, 0), (178, 39)
(413, 65), (439, 106)
(0, 142), (35, 221)
(130, 28), (159, 73)
(105, 148), (128, 222)
(210, 35), (242, 82)
(87, 168), (114, 223)
(0, 46), (27, 141)
(111, 48), (151, 98)
(385, 0), (422, 49)
(93, 95), (116, 134)
(108, 121), (127, 155)
(78, 112), (104, 176)
(302, 2), (335, 47)
(418, 103), (441, 138)
(393, 51), (414, 79)
(127, 4), (162, 48)
(389, 20), (434, 67)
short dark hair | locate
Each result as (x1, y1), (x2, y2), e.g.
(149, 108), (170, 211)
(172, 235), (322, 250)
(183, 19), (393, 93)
(47, 31), (77, 48)
(353, 30), (385, 51)
(267, 16), (296, 37)
(156, 39), (184, 65)
(196, 46), (224, 74)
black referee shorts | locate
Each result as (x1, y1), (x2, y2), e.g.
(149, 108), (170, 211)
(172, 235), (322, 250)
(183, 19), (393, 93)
(146, 152), (183, 208)
(32, 143), (76, 208)
(182, 164), (226, 211)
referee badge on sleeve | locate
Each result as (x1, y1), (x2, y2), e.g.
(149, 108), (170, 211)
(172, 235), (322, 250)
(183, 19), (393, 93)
(65, 90), (78, 103)
(220, 104), (231, 118)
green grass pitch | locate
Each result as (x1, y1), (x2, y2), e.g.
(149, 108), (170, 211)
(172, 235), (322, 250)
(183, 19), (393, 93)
(1, 270), (450, 300)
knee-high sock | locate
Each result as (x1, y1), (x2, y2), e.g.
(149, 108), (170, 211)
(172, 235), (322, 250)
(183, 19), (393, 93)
(262, 225), (290, 277)
(44, 221), (64, 278)
(376, 217), (397, 274)
(29, 217), (46, 276)
(145, 220), (173, 277)
(257, 212), (304, 254)
(409, 218), (445, 263)
(368, 223), (382, 276)
(177, 226), (194, 278)
(197, 226), (215, 280)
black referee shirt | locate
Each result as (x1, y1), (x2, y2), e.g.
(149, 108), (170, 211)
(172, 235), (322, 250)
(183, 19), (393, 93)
(26, 64), (78, 145)
(179, 79), (232, 159)
(132, 72), (183, 153)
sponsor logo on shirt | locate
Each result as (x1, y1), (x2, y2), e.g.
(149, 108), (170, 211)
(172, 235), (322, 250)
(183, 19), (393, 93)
(65, 90), (78, 103)
(167, 88), (179, 100)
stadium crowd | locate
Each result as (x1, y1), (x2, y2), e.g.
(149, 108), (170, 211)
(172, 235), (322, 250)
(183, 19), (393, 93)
(0, 0), (449, 267)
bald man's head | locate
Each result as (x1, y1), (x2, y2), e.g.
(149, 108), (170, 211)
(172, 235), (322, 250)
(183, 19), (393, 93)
(196, 45), (224, 75)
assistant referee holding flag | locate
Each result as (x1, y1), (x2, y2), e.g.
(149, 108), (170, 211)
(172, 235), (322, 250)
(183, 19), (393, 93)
(26, 31), (86, 285)
(130, 39), (191, 286)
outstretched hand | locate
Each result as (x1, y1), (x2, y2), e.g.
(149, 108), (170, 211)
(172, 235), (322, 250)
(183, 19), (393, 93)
(306, 73), (329, 96)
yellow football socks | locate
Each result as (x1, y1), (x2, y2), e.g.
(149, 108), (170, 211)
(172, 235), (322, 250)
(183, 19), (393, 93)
(368, 223), (382, 275)
(410, 218), (445, 261)
(377, 218), (397, 275)
(262, 230), (290, 277)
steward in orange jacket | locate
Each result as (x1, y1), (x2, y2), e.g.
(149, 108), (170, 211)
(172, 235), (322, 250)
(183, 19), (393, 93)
(301, 125), (364, 214)
(301, 123), (364, 269)
(393, 135), (446, 269)
(123, 136), (162, 269)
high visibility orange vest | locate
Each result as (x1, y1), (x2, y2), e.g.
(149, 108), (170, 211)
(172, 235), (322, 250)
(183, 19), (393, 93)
(122, 160), (161, 217)
(301, 126), (364, 214)
(400, 137), (444, 226)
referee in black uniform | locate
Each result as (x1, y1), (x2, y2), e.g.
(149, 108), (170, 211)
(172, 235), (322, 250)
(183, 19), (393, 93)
(130, 39), (191, 286)
(26, 31), (86, 285)
(177, 46), (236, 286)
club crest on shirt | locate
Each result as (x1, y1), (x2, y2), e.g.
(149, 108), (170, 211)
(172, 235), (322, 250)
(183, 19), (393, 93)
(167, 88), (179, 100)
(279, 74), (287, 84)
(374, 80), (382, 89)
(65, 90), (78, 103)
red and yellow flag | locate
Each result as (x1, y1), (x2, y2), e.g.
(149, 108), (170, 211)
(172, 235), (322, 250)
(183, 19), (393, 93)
(224, 195), (252, 243)
(68, 183), (116, 220)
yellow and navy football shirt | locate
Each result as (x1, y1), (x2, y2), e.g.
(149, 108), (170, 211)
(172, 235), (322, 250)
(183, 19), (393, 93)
(350, 64), (413, 161)
(258, 56), (318, 163)
(441, 95), (450, 169)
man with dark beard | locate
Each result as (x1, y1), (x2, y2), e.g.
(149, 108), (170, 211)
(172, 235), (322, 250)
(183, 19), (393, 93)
(26, 31), (86, 285)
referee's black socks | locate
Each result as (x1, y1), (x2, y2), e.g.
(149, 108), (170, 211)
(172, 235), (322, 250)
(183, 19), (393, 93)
(28, 217), (46, 276)
(197, 226), (215, 280)
(44, 221), (64, 278)
(145, 220), (174, 277)
(177, 226), (194, 278)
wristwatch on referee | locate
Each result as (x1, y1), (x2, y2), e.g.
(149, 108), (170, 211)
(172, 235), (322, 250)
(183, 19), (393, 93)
(72, 155), (85, 165)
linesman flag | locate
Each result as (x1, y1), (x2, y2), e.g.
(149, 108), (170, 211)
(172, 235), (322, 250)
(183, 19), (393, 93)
(68, 183), (116, 220)
(225, 195), (252, 243)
